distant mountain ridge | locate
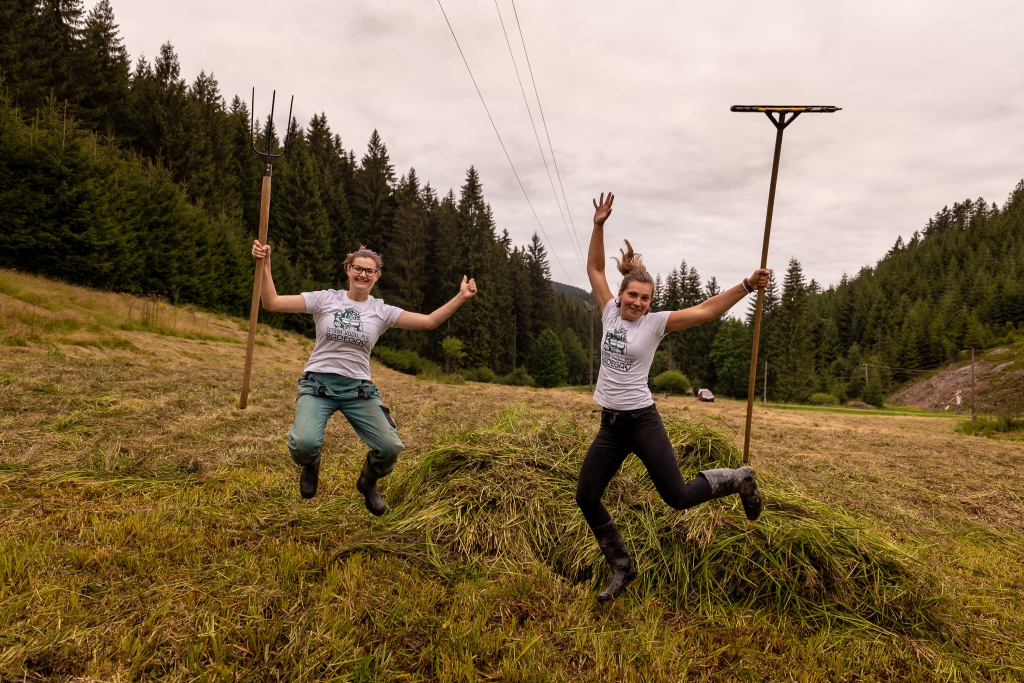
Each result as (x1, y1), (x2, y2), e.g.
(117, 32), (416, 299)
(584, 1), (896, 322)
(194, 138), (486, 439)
(552, 282), (592, 302)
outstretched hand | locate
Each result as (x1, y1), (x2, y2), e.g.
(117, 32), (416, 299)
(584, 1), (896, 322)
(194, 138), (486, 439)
(748, 268), (770, 289)
(460, 275), (478, 299)
(252, 240), (271, 260)
(593, 192), (614, 227)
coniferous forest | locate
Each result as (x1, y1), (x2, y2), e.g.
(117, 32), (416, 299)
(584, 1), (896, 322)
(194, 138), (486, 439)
(2, 1), (1022, 401)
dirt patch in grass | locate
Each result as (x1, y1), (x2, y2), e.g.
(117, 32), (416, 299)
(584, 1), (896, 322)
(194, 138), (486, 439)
(892, 342), (1024, 415)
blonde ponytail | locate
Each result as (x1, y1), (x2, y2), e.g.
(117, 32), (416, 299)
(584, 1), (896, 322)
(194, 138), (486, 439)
(612, 240), (655, 296)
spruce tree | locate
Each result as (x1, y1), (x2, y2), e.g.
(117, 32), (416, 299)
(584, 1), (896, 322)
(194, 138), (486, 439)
(449, 167), (505, 370)
(386, 170), (430, 348)
(771, 258), (815, 402)
(0, 2), (42, 108)
(306, 113), (355, 263)
(817, 317), (841, 371)
(531, 329), (567, 388)
(673, 262), (710, 383)
(352, 129), (395, 250)
(709, 319), (750, 398)
(426, 189), (463, 319)
(75, 0), (130, 134)
(509, 247), (534, 369)
(661, 267), (681, 369)
(182, 71), (237, 212)
(526, 232), (554, 336)
(17, 0), (86, 110)
(225, 95), (263, 238)
(747, 269), (780, 397)
(270, 132), (334, 292)
(559, 328), (589, 385)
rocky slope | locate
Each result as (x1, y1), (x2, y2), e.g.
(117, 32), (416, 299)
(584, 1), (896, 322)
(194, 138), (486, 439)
(891, 344), (1024, 414)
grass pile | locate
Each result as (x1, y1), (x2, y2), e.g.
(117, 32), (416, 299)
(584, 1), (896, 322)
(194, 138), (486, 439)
(343, 406), (956, 640)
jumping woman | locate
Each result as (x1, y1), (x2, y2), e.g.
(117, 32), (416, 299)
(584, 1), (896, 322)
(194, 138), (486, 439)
(251, 240), (477, 514)
(579, 192), (769, 601)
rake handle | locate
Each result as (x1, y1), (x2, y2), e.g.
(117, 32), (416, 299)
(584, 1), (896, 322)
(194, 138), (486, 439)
(742, 125), (785, 463)
(239, 162), (273, 409)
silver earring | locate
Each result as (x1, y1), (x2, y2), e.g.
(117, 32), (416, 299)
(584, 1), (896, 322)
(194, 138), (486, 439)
(614, 297), (621, 305)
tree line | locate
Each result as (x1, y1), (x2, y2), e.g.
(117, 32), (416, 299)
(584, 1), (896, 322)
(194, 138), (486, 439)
(646, 184), (1024, 405)
(0, 0), (592, 379)
(3, 1), (1021, 398)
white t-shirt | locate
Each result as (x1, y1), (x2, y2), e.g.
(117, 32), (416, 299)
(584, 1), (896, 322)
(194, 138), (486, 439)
(593, 299), (672, 410)
(301, 289), (403, 380)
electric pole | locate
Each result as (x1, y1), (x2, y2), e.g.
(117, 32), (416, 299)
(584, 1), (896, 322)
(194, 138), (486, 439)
(971, 347), (976, 423)
(589, 296), (595, 391)
(763, 360), (767, 404)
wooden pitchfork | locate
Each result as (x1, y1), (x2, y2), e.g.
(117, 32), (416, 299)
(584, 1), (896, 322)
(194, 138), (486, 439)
(239, 89), (294, 409)
(730, 105), (841, 462)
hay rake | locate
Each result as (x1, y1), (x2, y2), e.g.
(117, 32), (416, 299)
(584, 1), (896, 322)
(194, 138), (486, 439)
(731, 105), (841, 462)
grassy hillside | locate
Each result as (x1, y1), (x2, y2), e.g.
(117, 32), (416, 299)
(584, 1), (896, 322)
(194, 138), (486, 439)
(2, 268), (1023, 681)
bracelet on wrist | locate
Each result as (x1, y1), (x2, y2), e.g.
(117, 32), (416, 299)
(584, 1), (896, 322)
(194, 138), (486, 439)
(741, 278), (754, 294)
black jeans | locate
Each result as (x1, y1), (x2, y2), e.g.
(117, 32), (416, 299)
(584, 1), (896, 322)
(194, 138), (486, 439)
(575, 404), (712, 528)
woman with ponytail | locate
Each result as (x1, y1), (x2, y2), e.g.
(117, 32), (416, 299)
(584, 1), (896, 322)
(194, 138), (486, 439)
(251, 240), (476, 514)
(579, 192), (770, 601)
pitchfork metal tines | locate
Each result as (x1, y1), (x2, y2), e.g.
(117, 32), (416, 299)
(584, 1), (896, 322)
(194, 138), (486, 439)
(250, 88), (295, 168)
(238, 88), (295, 410)
(731, 103), (842, 463)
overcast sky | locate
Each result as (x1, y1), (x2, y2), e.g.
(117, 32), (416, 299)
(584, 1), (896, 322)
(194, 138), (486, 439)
(102, 0), (1024, 311)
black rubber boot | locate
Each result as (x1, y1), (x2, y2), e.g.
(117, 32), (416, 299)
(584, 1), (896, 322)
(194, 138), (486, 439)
(700, 466), (762, 521)
(299, 457), (320, 500)
(356, 453), (386, 516)
(591, 520), (638, 602)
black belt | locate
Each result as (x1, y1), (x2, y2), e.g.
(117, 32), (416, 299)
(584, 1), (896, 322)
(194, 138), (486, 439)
(598, 404), (656, 424)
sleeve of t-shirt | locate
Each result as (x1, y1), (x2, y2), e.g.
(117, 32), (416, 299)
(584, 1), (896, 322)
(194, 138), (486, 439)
(379, 302), (404, 329)
(650, 310), (672, 337)
(301, 290), (330, 316)
(602, 297), (618, 324)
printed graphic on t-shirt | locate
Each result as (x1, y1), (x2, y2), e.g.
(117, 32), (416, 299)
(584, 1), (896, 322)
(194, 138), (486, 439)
(602, 327), (636, 372)
(326, 308), (370, 347)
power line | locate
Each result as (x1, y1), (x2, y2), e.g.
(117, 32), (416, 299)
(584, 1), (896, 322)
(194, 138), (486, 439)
(435, 0), (577, 288)
(509, 0), (588, 264)
(866, 361), (949, 373)
(764, 360), (956, 380)
(493, 0), (586, 274)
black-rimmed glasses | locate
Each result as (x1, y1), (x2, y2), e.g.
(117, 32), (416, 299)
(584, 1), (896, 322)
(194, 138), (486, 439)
(350, 265), (379, 277)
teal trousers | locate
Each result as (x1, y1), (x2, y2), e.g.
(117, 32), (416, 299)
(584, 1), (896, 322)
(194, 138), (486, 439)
(287, 372), (404, 477)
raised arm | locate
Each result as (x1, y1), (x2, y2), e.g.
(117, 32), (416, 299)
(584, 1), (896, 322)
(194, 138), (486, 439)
(252, 240), (308, 313)
(394, 276), (477, 331)
(588, 192), (615, 309)
(664, 268), (770, 333)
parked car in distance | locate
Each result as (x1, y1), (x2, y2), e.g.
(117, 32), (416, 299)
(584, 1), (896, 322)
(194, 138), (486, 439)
(697, 388), (715, 402)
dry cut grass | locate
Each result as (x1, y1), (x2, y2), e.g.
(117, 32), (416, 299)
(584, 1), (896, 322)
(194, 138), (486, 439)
(1, 268), (1023, 682)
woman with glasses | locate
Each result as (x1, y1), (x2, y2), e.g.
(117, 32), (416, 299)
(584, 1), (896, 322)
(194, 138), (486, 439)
(251, 240), (477, 514)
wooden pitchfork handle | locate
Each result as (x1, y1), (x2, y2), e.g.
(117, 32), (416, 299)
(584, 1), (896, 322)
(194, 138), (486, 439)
(239, 161), (273, 409)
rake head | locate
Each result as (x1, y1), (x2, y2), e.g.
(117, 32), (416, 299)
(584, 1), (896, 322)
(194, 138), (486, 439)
(731, 104), (842, 130)
(730, 105), (841, 113)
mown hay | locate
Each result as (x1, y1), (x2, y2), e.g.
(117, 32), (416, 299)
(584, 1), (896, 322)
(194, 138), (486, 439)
(338, 405), (955, 639)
